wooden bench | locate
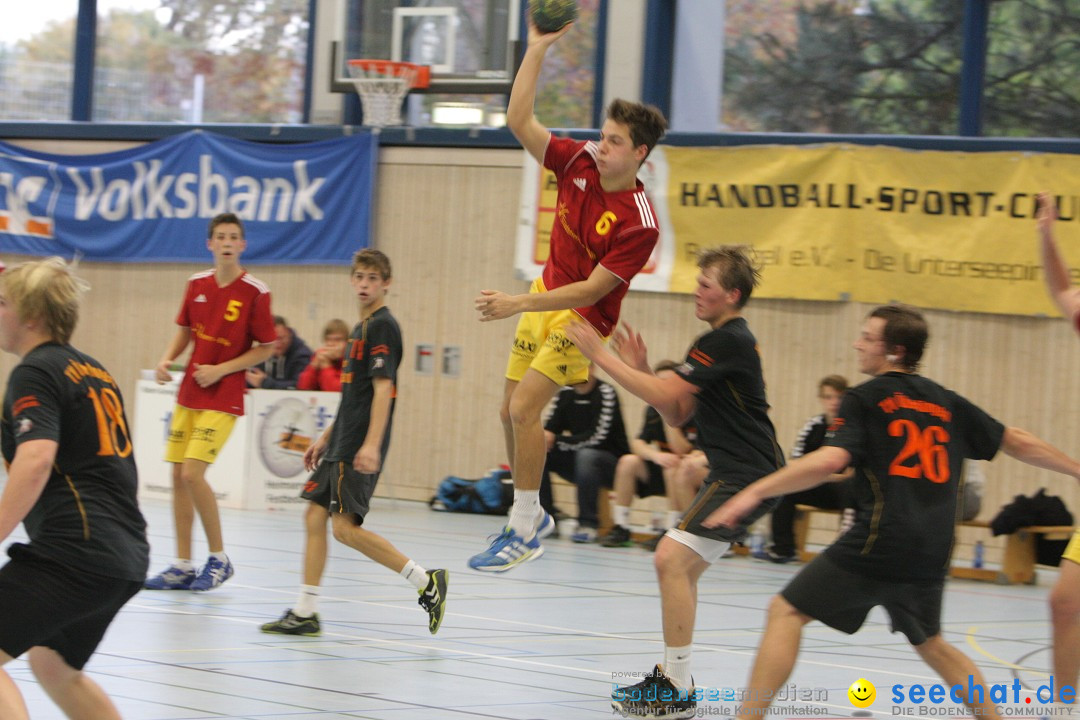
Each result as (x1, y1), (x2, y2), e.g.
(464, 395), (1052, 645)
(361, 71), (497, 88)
(950, 520), (1074, 585)
(792, 504), (1075, 585)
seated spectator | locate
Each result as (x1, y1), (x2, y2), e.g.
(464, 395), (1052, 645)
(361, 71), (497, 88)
(602, 361), (699, 548)
(766, 374), (854, 563)
(246, 315), (312, 389)
(298, 318), (349, 392)
(539, 367), (630, 543)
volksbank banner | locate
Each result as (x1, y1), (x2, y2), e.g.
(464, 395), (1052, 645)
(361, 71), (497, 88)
(0, 130), (377, 264)
(518, 144), (1080, 317)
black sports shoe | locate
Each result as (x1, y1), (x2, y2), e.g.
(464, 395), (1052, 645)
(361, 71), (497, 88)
(418, 569), (448, 635)
(611, 665), (696, 718)
(765, 547), (796, 564)
(638, 532), (665, 552)
(260, 609), (321, 636)
(601, 524), (633, 547)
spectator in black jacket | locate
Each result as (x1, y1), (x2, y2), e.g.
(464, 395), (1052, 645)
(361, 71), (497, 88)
(539, 367), (630, 543)
(766, 374), (853, 563)
(246, 316), (312, 390)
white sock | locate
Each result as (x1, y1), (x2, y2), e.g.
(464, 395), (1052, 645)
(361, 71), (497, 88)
(666, 511), (682, 529)
(508, 490), (541, 537)
(664, 644), (693, 690)
(614, 505), (630, 527)
(294, 585), (320, 617)
(208, 551), (228, 563)
(174, 559), (194, 572)
(400, 559), (430, 591)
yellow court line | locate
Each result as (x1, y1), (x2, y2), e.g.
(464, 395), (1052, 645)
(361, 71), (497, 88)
(965, 625), (1050, 680)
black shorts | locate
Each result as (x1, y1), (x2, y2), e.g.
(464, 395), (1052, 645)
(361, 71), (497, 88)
(301, 460), (378, 523)
(781, 552), (943, 645)
(678, 475), (780, 543)
(637, 461), (667, 498)
(0, 547), (142, 670)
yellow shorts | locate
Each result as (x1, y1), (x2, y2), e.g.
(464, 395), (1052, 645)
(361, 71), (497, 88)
(504, 277), (601, 386)
(164, 406), (237, 465)
(1062, 527), (1080, 566)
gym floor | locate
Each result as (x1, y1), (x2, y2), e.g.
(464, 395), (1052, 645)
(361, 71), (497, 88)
(10, 498), (1064, 719)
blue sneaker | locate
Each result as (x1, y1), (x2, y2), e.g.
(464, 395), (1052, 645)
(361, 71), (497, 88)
(468, 528), (544, 572)
(144, 564), (196, 590)
(190, 556), (234, 591)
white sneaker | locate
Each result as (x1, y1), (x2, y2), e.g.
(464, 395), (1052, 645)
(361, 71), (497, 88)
(571, 527), (598, 543)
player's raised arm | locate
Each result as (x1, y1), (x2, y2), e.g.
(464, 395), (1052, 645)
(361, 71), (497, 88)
(506, 21), (572, 164)
(1037, 192), (1080, 321)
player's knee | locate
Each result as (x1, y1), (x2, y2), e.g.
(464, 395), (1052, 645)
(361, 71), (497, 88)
(330, 513), (360, 544)
(176, 464), (207, 487)
(506, 401), (541, 429)
(27, 648), (77, 690)
(330, 519), (350, 544)
(766, 594), (799, 621)
(616, 454), (642, 475)
(1050, 583), (1080, 620)
(910, 633), (947, 658)
(654, 541), (683, 578)
(304, 502), (329, 531)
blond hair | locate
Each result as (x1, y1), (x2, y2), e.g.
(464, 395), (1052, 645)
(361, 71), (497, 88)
(1, 257), (89, 344)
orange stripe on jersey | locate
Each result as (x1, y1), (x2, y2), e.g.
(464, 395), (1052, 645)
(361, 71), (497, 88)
(13, 395), (40, 416)
(689, 349), (713, 367)
(371, 344), (390, 355)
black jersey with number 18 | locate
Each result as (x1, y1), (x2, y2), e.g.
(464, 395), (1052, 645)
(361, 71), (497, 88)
(824, 372), (1004, 582)
(0, 342), (149, 582)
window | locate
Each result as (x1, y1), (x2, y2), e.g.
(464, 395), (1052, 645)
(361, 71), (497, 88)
(0, 0), (77, 121)
(93, 0), (309, 123)
(723, 0), (965, 134)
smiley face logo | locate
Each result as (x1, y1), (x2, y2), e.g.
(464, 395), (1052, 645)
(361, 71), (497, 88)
(848, 678), (876, 708)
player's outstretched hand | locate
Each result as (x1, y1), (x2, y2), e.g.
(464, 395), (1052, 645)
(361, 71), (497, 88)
(701, 487), (760, 530)
(475, 290), (521, 322)
(1037, 191), (1058, 241)
(564, 321), (603, 360)
(610, 322), (649, 372)
(526, 17), (573, 48)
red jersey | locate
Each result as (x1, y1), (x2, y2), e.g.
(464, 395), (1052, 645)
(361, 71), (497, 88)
(542, 136), (659, 336)
(175, 269), (276, 415)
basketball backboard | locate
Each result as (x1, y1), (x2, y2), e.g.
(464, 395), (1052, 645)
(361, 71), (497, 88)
(330, 0), (520, 95)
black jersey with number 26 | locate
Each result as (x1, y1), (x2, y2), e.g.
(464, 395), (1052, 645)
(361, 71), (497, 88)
(0, 342), (149, 582)
(824, 372), (1004, 582)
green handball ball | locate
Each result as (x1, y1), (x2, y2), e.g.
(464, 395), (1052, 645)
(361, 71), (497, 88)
(530, 0), (579, 34)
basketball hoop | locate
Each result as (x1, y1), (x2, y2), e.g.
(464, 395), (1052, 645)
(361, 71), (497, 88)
(346, 59), (431, 128)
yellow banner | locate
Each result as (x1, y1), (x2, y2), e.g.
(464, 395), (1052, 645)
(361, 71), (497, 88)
(519, 145), (1080, 317)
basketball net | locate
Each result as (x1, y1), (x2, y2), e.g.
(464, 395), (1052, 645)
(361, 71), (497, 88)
(347, 60), (422, 128)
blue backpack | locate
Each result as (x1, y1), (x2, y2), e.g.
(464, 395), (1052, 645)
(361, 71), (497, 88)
(430, 468), (513, 515)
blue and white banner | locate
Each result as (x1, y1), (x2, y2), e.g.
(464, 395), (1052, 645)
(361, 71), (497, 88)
(0, 130), (377, 264)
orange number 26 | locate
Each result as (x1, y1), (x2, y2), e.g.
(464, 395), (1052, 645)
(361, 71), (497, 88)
(888, 419), (949, 483)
